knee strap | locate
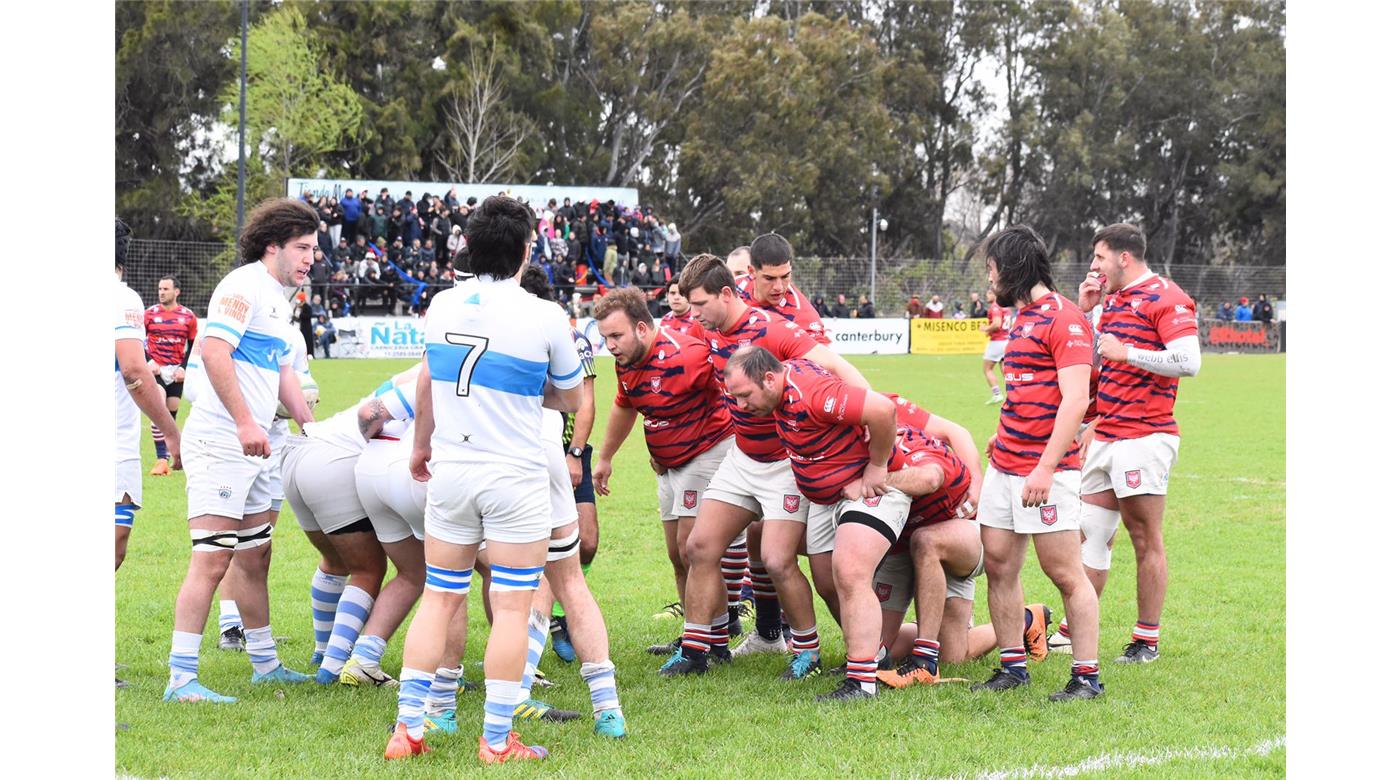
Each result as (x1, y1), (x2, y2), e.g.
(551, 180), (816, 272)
(1080, 504), (1120, 571)
(488, 564), (544, 593)
(425, 564), (472, 594)
(547, 527), (581, 562)
(191, 528), (238, 553)
(115, 503), (137, 529)
(235, 522), (273, 550)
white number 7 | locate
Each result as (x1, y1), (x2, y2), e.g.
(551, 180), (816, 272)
(444, 332), (489, 396)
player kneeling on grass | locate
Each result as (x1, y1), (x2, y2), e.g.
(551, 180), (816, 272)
(724, 347), (906, 702)
(973, 225), (1103, 702)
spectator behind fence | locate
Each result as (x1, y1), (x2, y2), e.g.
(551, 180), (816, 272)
(1216, 301), (1231, 320)
(857, 293), (875, 318)
(924, 293), (944, 318)
(447, 224), (467, 261)
(1253, 293), (1274, 324)
(309, 248), (331, 302)
(813, 294), (831, 317)
(905, 295), (922, 318)
(969, 291), (987, 319)
(317, 220), (335, 259)
(832, 293), (851, 318)
(1234, 297), (1253, 321)
(952, 302), (967, 319)
(340, 186), (362, 242)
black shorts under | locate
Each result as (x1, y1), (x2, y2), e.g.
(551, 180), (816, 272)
(571, 444), (596, 505)
(156, 374), (185, 398)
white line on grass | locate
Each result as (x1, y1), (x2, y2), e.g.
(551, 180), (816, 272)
(1175, 472), (1285, 488)
(934, 736), (1285, 780)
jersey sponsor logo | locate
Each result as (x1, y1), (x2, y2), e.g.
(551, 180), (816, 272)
(822, 397), (835, 414)
(1174, 304), (1189, 314)
(783, 494), (800, 513)
(875, 582), (892, 603)
(124, 309), (143, 328)
(1006, 371), (1034, 382)
(683, 489), (698, 509)
(1040, 505), (1058, 525)
(863, 496), (882, 508)
(1125, 469), (1142, 489)
(1068, 324), (1085, 335)
(217, 294), (251, 323)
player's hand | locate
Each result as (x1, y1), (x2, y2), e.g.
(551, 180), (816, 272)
(649, 456), (666, 476)
(174, 367), (186, 382)
(567, 452), (583, 489)
(410, 447), (432, 482)
(594, 458), (613, 497)
(961, 478), (981, 518)
(147, 359), (160, 376)
(844, 463), (889, 500)
(237, 420), (270, 458)
(1021, 465), (1053, 507)
(166, 432), (183, 471)
(1097, 332), (1128, 362)
(1078, 272), (1104, 312)
(985, 434), (996, 462)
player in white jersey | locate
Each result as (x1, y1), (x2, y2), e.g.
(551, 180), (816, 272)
(385, 196), (585, 764)
(163, 199), (319, 704)
(115, 218), (183, 688)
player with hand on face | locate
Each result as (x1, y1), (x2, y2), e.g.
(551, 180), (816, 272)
(1059, 223), (1201, 664)
(972, 225), (1103, 702)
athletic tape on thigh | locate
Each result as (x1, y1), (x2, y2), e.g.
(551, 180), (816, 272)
(547, 527), (581, 562)
(425, 564), (472, 594)
(114, 503), (137, 528)
(488, 563), (544, 593)
(190, 528), (238, 553)
(234, 522), (273, 550)
(836, 510), (897, 546)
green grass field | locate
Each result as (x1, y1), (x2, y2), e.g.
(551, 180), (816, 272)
(115, 353), (1285, 778)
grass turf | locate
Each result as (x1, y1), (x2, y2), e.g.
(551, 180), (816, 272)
(116, 353), (1284, 778)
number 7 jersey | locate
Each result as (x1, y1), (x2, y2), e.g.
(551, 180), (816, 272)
(422, 275), (584, 468)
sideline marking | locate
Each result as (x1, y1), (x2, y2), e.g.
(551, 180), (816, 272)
(939, 736), (1285, 779)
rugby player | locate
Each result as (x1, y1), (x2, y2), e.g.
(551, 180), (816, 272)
(1066, 223), (1200, 664)
(659, 278), (706, 340)
(979, 287), (1010, 405)
(590, 287), (736, 655)
(721, 348), (906, 701)
(659, 255), (868, 682)
(164, 199), (318, 704)
(386, 196), (584, 764)
(972, 225), (1103, 702)
(145, 275), (198, 476)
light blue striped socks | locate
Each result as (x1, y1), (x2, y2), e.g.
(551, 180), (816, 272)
(580, 660), (621, 715)
(397, 667), (434, 739)
(310, 568), (348, 656)
(321, 586), (373, 675)
(483, 679), (517, 750)
(168, 630), (201, 689)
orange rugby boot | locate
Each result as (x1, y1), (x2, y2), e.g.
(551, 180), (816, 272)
(478, 731), (548, 764)
(1025, 604), (1052, 662)
(384, 722), (430, 760)
(150, 458), (171, 476)
(876, 657), (941, 689)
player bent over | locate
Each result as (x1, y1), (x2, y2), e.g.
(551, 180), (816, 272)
(589, 287), (736, 655)
(1065, 223), (1200, 664)
(164, 199), (318, 703)
(972, 225), (1102, 702)
(385, 196), (584, 764)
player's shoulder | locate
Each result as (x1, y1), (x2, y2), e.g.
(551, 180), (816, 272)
(116, 281), (143, 309)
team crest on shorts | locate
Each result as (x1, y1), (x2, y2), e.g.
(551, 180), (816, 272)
(875, 582), (892, 603)
(1125, 469), (1142, 489)
(863, 496), (882, 508)
(218, 486), (233, 500)
(783, 494), (800, 513)
(1040, 505), (1058, 525)
(682, 490), (698, 509)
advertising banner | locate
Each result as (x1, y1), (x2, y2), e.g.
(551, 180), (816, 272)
(910, 318), (992, 356)
(1200, 319), (1283, 353)
(819, 318), (910, 355)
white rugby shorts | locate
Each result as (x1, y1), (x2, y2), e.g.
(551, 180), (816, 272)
(977, 467), (1082, 535)
(115, 457), (142, 507)
(660, 436), (735, 522)
(1080, 432), (1180, 498)
(184, 434), (276, 520)
(982, 339), (1008, 363)
(704, 447), (810, 524)
(424, 461), (550, 546)
(545, 437), (580, 531)
(282, 436), (367, 534)
(355, 438), (426, 544)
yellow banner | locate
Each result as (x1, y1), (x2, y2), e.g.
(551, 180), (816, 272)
(910, 318), (991, 355)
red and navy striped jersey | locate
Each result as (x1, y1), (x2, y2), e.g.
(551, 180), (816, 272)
(987, 303), (1012, 342)
(1094, 274), (1197, 441)
(659, 310), (705, 341)
(772, 359), (870, 504)
(892, 425), (972, 527)
(735, 273), (830, 345)
(706, 306), (818, 462)
(990, 292), (1095, 476)
(144, 304), (198, 366)
(615, 328), (734, 468)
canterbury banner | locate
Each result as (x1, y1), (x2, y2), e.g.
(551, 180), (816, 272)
(910, 318), (992, 355)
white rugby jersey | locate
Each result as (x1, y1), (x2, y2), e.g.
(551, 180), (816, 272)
(305, 366), (418, 453)
(185, 262), (297, 439)
(114, 279), (146, 462)
(423, 275), (583, 468)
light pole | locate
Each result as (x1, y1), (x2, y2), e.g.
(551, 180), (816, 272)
(235, 0), (249, 238)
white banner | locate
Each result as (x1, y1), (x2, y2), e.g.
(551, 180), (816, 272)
(820, 318), (910, 354)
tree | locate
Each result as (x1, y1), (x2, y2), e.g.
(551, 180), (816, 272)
(434, 42), (537, 182)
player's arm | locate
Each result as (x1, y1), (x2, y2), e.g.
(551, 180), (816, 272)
(798, 343), (871, 390)
(844, 390), (896, 500)
(356, 397), (392, 441)
(566, 376), (596, 488)
(178, 316), (197, 379)
(1099, 334), (1201, 378)
(277, 363), (314, 431)
(543, 316), (586, 413)
(410, 357), (434, 481)
(980, 312), (1001, 334)
(593, 403), (639, 497)
(1022, 363), (1090, 508)
(117, 337), (182, 469)
(202, 337), (269, 457)
(885, 463), (945, 497)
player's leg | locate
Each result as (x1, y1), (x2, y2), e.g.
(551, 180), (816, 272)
(1035, 527), (1104, 700)
(166, 512), (240, 702)
(981, 359), (1002, 403)
(300, 528), (350, 664)
(346, 534), (424, 687)
(761, 517), (824, 680)
(317, 519), (387, 683)
(225, 506), (307, 683)
(665, 498), (753, 675)
(542, 523), (626, 737)
(973, 525), (1031, 691)
(551, 454), (598, 661)
(720, 537), (748, 636)
(734, 518), (788, 655)
(1118, 492), (1168, 661)
(819, 513), (897, 701)
(114, 460), (140, 570)
(149, 380), (171, 474)
(477, 537), (551, 762)
(1055, 488), (1119, 652)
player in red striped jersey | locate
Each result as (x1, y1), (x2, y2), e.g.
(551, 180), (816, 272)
(144, 275), (198, 476)
(658, 254), (868, 681)
(721, 349), (907, 701)
(973, 225), (1104, 702)
(732, 235), (830, 345)
(979, 289), (1012, 405)
(590, 288), (736, 650)
(658, 279), (706, 341)
(1067, 223), (1200, 665)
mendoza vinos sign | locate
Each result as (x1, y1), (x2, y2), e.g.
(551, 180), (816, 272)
(910, 318), (992, 356)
